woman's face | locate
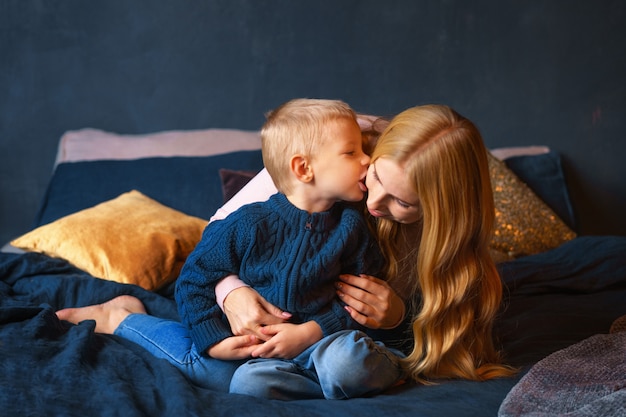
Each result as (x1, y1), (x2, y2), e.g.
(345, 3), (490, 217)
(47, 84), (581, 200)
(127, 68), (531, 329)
(365, 157), (422, 224)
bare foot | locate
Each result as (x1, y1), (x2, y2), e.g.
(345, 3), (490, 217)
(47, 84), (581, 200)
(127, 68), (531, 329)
(56, 295), (147, 334)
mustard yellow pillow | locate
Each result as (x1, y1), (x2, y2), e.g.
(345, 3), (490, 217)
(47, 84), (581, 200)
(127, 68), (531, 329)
(488, 153), (576, 260)
(11, 190), (208, 290)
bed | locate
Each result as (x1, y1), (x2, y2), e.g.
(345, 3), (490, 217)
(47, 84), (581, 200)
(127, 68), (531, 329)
(1, 125), (625, 417)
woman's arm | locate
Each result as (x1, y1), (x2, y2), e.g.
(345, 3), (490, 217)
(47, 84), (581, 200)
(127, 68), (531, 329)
(222, 286), (292, 340)
(224, 273), (406, 338)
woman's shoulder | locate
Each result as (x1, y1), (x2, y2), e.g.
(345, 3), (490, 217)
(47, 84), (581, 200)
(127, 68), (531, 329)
(210, 168), (277, 222)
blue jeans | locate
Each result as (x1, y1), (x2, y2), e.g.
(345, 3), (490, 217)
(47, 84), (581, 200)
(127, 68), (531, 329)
(230, 329), (405, 400)
(116, 315), (404, 400)
(114, 313), (246, 392)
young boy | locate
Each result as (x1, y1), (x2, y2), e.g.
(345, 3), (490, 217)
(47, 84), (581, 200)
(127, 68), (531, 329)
(175, 98), (404, 400)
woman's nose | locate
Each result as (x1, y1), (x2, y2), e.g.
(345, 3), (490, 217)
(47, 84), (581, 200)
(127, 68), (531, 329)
(367, 184), (384, 208)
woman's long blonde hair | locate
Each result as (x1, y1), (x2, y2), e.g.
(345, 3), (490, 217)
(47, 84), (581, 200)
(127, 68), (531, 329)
(368, 105), (516, 383)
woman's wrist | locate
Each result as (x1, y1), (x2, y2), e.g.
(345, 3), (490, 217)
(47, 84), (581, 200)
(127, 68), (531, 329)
(216, 275), (249, 311)
(381, 300), (406, 329)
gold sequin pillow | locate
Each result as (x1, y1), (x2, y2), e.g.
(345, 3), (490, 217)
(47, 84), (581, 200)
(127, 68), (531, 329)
(11, 190), (208, 290)
(488, 152), (576, 260)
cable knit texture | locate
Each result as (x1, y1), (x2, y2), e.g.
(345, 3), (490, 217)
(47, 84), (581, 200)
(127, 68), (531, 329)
(498, 315), (626, 417)
(176, 193), (383, 355)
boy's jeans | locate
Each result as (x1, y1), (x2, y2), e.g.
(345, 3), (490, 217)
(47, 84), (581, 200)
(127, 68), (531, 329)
(116, 314), (404, 400)
(230, 329), (405, 400)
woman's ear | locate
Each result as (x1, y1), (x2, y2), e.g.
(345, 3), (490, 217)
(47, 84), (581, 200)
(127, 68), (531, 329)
(290, 155), (314, 183)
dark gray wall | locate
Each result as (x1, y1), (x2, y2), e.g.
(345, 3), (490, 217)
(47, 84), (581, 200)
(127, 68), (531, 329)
(1, 0), (625, 245)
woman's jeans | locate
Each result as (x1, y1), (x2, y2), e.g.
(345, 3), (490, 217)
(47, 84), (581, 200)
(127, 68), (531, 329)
(115, 314), (405, 400)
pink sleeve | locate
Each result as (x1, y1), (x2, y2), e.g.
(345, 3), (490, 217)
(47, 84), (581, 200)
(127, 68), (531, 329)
(210, 168), (277, 222)
(212, 168), (277, 309)
(215, 275), (250, 310)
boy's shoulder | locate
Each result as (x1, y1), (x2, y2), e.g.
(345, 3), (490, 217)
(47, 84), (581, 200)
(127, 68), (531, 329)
(232, 198), (274, 215)
(208, 200), (275, 231)
(335, 201), (365, 219)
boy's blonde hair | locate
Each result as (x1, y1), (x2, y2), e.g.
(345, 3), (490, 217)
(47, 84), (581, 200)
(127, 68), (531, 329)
(261, 98), (358, 194)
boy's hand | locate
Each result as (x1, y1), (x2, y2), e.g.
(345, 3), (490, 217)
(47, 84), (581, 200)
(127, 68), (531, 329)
(208, 334), (262, 360)
(251, 321), (323, 359)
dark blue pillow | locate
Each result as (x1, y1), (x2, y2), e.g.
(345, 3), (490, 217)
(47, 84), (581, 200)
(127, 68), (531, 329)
(34, 150), (264, 227)
(504, 151), (576, 230)
(34, 149), (575, 233)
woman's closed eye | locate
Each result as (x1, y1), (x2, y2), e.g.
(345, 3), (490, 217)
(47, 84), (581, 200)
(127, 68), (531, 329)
(371, 167), (380, 181)
(395, 199), (411, 209)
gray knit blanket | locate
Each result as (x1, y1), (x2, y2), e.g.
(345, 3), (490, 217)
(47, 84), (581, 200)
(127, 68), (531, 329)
(498, 315), (626, 417)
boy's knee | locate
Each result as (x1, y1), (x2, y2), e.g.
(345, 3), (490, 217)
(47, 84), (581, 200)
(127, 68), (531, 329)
(230, 360), (323, 400)
(314, 330), (404, 399)
(229, 362), (268, 397)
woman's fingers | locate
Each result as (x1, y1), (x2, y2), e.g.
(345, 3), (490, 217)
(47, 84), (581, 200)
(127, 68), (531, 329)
(337, 274), (405, 329)
(259, 298), (293, 321)
(222, 287), (290, 340)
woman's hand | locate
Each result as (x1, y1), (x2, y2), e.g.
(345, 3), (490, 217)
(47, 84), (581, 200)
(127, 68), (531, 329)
(222, 286), (292, 341)
(336, 274), (405, 329)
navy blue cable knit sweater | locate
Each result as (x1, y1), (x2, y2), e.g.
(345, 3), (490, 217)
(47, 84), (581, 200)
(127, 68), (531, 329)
(175, 193), (384, 355)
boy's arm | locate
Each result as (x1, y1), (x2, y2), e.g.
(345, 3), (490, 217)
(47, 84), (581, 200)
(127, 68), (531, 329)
(211, 169), (276, 310)
(176, 215), (251, 354)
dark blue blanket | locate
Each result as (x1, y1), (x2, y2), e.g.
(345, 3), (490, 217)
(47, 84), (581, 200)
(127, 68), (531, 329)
(1, 236), (626, 417)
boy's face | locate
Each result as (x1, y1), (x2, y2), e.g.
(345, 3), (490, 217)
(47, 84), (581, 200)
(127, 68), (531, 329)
(311, 118), (370, 203)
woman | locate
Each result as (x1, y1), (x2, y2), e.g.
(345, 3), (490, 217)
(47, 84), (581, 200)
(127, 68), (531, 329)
(216, 104), (515, 383)
(57, 104), (514, 393)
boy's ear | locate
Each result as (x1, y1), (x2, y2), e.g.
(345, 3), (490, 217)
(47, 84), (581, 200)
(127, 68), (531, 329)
(290, 154), (314, 183)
